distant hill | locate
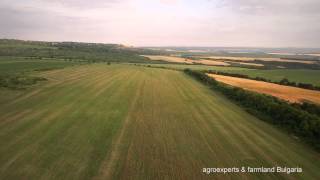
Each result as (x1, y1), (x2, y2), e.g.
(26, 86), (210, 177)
(0, 39), (164, 63)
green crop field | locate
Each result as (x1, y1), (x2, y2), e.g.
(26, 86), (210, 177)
(0, 64), (319, 179)
(142, 63), (320, 86)
(229, 69), (320, 86)
(0, 56), (80, 75)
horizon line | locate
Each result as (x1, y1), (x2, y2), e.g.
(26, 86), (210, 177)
(1, 38), (320, 49)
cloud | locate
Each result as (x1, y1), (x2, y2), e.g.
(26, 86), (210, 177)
(159, 0), (179, 5)
(217, 0), (320, 15)
(51, 0), (120, 8)
(0, 0), (319, 47)
(1, 0), (124, 10)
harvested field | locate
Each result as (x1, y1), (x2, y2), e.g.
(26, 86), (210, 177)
(197, 59), (230, 66)
(1, 64), (320, 179)
(142, 55), (194, 64)
(238, 62), (264, 66)
(142, 55), (230, 66)
(208, 74), (320, 104)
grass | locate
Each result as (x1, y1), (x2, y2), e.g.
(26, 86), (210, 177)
(140, 63), (320, 86)
(0, 64), (319, 179)
(0, 56), (81, 89)
(232, 69), (320, 86)
(0, 56), (80, 75)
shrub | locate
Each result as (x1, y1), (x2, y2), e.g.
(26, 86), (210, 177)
(0, 75), (47, 90)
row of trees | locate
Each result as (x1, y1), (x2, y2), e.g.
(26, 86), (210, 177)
(207, 70), (320, 91)
(184, 69), (320, 151)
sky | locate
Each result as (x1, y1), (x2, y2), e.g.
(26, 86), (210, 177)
(0, 0), (319, 47)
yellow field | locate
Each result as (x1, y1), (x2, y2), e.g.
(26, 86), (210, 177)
(197, 59), (230, 66)
(143, 55), (318, 66)
(142, 55), (230, 66)
(208, 74), (320, 104)
(142, 55), (194, 64)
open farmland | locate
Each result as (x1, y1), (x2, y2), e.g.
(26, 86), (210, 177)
(208, 74), (320, 104)
(231, 69), (320, 86)
(204, 56), (317, 64)
(140, 64), (320, 86)
(213, 69), (320, 86)
(0, 56), (82, 90)
(0, 56), (80, 75)
(142, 55), (194, 64)
(268, 53), (320, 57)
(233, 62), (264, 67)
(0, 64), (320, 179)
(142, 55), (230, 66)
(137, 63), (249, 71)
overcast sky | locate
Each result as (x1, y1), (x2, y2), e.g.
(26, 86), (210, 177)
(0, 0), (319, 47)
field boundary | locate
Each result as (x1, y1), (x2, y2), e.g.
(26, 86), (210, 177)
(184, 69), (320, 151)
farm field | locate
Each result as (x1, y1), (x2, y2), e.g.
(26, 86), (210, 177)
(143, 55), (320, 70)
(0, 64), (320, 179)
(229, 69), (320, 86)
(142, 55), (194, 64)
(208, 74), (320, 104)
(142, 55), (230, 66)
(203, 56), (317, 64)
(138, 63), (248, 71)
(140, 64), (320, 86)
(0, 56), (80, 75)
(233, 62), (264, 67)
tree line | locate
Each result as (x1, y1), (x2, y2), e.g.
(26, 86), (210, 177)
(184, 69), (320, 151)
